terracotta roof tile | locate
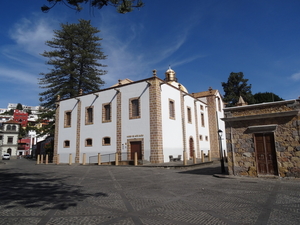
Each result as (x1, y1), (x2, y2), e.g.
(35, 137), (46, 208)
(192, 89), (217, 98)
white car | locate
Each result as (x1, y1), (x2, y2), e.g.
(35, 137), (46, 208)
(2, 153), (10, 160)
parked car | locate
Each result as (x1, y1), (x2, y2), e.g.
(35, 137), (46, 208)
(2, 153), (10, 160)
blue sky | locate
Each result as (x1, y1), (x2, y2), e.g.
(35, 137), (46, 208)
(1, 0), (300, 108)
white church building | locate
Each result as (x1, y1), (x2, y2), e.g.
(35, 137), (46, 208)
(53, 68), (226, 164)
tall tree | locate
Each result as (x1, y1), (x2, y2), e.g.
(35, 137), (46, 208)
(38, 19), (107, 136)
(253, 92), (284, 104)
(222, 72), (255, 107)
(42, 0), (144, 14)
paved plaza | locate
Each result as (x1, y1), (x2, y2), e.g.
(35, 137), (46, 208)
(0, 159), (299, 225)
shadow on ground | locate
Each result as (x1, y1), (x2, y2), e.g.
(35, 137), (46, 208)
(0, 169), (107, 210)
(178, 164), (228, 176)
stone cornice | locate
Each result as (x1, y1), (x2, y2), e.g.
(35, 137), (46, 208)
(221, 110), (299, 122)
(223, 100), (297, 111)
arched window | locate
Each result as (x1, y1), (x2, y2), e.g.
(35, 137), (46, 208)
(7, 125), (11, 130)
(86, 138), (93, 147)
(12, 125), (16, 131)
(64, 140), (70, 148)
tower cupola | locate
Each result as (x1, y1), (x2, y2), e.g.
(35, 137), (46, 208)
(164, 66), (188, 93)
(165, 66), (177, 82)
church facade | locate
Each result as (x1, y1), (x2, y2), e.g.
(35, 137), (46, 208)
(53, 68), (226, 164)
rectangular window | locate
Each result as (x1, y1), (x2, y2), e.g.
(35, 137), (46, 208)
(86, 107), (94, 125)
(130, 98), (140, 119)
(103, 137), (111, 146)
(102, 103), (111, 122)
(132, 99), (139, 117)
(105, 104), (111, 120)
(86, 138), (93, 147)
(64, 111), (71, 127)
(187, 107), (192, 123)
(7, 137), (13, 144)
(169, 99), (175, 119)
(201, 113), (205, 127)
(200, 105), (204, 111)
(218, 97), (221, 112)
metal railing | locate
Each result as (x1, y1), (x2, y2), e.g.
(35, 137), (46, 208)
(89, 152), (129, 164)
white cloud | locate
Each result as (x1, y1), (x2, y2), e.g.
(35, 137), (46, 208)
(97, 11), (202, 88)
(0, 67), (39, 85)
(291, 72), (300, 81)
(9, 17), (55, 57)
(0, 15), (55, 87)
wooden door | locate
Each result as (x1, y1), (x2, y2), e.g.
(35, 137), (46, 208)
(130, 141), (142, 160)
(255, 133), (278, 175)
(189, 137), (194, 158)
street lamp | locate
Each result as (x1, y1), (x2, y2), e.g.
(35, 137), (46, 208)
(218, 129), (226, 174)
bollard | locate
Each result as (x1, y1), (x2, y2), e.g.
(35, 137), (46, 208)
(134, 152), (138, 166)
(183, 151), (187, 165)
(201, 150), (204, 162)
(115, 153), (119, 166)
(40, 155), (44, 164)
(56, 154), (60, 165)
(193, 151), (196, 164)
(98, 153), (101, 165)
(82, 153), (86, 165)
(208, 150), (211, 161)
(45, 154), (48, 165)
(69, 153), (72, 165)
(37, 154), (40, 165)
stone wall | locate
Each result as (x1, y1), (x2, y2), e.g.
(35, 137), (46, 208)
(224, 100), (300, 178)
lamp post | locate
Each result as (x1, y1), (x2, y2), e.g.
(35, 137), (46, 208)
(218, 129), (226, 173)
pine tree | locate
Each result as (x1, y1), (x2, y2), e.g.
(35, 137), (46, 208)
(38, 19), (107, 136)
(221, 72), (255, 107)
(42, 0), (144, 14)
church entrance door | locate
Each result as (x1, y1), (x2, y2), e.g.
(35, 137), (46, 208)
(130, 141), (142, 160)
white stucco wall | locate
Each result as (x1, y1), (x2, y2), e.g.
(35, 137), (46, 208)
(57, 98), (79, 163)
(57, 81), (152, 163)
(215, 92), (227, 154)
(120, 81), (151, 161)
(160, 84), (211, 162)
(161, 84), (183, 162)
(197, 103), (210, 155)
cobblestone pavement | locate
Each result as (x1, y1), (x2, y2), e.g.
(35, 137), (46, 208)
(0, 159), (299, 225)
